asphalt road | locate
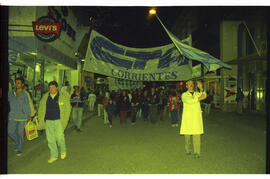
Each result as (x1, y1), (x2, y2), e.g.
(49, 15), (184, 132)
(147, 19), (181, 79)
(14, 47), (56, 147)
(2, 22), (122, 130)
(7, 109), (267, 174)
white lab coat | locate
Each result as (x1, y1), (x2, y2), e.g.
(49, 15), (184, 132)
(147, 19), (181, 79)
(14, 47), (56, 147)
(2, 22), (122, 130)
(180, 91), (206, 135)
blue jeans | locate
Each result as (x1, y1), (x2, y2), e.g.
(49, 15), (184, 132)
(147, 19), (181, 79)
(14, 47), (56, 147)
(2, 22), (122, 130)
(171, 109), (178, 124)
(45, 120), (66, 158)
(8, 119), (26, 152)
(72, 107), (83, 129)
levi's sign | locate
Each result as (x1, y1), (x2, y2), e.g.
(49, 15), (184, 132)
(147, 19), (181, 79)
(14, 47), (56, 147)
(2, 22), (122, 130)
(32, 16), (61, 42)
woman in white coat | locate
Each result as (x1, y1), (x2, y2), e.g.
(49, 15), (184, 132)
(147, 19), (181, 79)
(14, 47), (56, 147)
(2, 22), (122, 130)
(180, 80), (206, 158)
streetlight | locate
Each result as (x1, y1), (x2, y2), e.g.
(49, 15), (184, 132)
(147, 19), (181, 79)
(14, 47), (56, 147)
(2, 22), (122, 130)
(149, 8), (156, 15)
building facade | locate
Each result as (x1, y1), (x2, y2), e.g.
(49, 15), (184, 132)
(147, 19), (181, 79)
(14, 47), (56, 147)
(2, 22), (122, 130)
(8, 6), (83, 104)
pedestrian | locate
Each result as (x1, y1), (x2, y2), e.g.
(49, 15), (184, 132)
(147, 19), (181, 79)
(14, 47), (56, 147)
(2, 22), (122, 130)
(88, 90), (96, 112)
(38, 81), (71, 163)
(8, 77), (31, 156)
(140, 90), (150, 121)
(119, 90), (130, 124)
(70, 86), (84, 131)
(130, 97), (138, 126)
(106, 98), (116, 128)
(96, 91), (104, 117)
(157, 89), (168, 121)
(148, 87), (159, 124)
(236, 87), (244, 114)
(168, 90), (180, 127)
(180, 80), (206, 158)
(103, 91), (110, 125)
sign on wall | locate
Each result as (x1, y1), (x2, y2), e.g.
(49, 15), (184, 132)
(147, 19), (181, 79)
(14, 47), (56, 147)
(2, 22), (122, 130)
(32, 16), (61, 42)
(224, 76), (237, 103)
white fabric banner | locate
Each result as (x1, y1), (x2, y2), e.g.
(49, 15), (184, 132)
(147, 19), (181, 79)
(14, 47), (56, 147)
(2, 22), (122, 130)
(84, 30), (192, 81)
(107, 77), (143, 91)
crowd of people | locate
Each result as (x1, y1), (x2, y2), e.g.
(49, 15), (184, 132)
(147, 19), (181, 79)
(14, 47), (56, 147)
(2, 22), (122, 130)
(8, 77), (210, 164)
(87, 87), (186, 128)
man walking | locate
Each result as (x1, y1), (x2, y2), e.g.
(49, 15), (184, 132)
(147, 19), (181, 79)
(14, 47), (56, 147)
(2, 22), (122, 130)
(148, 87), (159, 124)
(8, 77), (31, 156)
(70, 86), (85, 131)
(180, 80), (206, 158)
(38, 81), (71, 163)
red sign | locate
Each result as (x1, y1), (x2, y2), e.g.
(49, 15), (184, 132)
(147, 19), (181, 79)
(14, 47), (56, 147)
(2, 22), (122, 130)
(32, 22), (61, 36)
(32, 16), (61, 42)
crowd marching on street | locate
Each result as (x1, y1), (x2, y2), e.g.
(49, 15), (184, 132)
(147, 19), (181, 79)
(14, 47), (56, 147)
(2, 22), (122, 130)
(8, 77), (214, 164)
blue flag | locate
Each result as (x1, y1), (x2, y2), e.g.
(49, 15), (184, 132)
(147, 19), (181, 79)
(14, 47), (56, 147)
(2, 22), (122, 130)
(156, 15), (232, 71)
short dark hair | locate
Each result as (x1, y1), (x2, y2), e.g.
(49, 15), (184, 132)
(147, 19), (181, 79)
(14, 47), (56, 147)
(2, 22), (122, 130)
(15, 77), (24, 84)
(48, 81), (58, 87)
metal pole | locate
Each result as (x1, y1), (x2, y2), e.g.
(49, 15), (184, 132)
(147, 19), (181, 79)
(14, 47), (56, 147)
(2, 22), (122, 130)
(243, 21), (261, 56)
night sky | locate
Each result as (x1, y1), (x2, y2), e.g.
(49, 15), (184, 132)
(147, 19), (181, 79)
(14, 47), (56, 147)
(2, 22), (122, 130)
(71, 6), (183, 48)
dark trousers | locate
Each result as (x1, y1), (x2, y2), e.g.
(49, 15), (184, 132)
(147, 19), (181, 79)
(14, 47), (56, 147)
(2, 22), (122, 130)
(131, 108), (137, 123)
(171, 109), (178, 124)
(158, 105), (165, 121)
(149, 105), (157, 123)
(108, 114), (113, 125)
(141, 106), (149, 120)
(120, 110), (128, 124)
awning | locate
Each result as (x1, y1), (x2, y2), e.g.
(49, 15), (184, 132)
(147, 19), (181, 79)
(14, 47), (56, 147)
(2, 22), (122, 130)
(9, 36), (77, 69)
(226, 52), (267, 64)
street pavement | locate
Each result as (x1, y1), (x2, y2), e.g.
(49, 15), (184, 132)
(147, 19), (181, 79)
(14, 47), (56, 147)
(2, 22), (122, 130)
(7, 108), (267, 174)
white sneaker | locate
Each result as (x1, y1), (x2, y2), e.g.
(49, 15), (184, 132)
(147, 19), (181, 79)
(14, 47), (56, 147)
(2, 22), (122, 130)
(171, 124), (175, 127)
(61, 152), (66, 159)
(48, 158), (58, 163)
(175, 124), (179, 127)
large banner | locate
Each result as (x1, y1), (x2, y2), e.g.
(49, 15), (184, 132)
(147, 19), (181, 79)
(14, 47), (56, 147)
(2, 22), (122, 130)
(84, 30), (192, 81)
(107, 77), (143, 91)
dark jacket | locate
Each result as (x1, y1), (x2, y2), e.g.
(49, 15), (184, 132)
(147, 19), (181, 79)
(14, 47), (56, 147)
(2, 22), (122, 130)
(106, 103), (116, 116)
(70, 93), (84, 108)
(149, 92), (159, 105)
(118, 95), (130, 111)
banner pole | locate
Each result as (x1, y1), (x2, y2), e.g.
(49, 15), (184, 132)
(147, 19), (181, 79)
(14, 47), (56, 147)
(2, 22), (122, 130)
(155, 14), (183, 56)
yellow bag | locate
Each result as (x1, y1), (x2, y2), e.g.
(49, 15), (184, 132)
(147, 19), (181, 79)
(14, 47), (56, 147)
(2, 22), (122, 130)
(25, 121), (39, 140)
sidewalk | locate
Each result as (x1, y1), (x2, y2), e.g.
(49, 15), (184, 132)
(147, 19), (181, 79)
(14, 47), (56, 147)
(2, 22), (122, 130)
(7, 110), (97, 165)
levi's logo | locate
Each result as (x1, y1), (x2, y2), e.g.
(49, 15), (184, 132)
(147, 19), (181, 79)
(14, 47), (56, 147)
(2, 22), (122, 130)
(33, 22), (61, 35)
(32, 16), (62, 42)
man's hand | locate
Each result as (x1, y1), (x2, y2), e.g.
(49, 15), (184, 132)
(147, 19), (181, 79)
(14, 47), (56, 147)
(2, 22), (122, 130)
(197, 81), (203, 91)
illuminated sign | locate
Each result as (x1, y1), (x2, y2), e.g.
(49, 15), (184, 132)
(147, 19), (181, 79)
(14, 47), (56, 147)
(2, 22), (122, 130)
(32, 16), (61, 42)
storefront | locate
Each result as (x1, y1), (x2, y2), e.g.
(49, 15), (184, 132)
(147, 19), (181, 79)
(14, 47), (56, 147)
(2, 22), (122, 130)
(8, 6), (82, 104)
(227, 52), (267, 112)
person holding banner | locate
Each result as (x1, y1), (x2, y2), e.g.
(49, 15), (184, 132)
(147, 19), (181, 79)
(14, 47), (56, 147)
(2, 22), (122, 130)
(180, 80), (206, 159)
